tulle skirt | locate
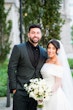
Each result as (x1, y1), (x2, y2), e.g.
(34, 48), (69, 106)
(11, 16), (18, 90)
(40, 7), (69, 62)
(38, 88), (72, 110)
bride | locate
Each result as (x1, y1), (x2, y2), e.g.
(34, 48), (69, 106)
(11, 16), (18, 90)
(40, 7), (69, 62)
(40, 39), (73, 110)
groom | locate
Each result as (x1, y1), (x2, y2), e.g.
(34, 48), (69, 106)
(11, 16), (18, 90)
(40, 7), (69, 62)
(8, 24), (47, 110)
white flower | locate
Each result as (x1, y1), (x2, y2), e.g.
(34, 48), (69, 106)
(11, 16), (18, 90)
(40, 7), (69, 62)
(24, 78), (52, 108)
(29, 91), (35, 98)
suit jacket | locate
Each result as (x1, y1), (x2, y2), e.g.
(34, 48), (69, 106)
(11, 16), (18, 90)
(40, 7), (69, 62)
(8, 42), (47, 95)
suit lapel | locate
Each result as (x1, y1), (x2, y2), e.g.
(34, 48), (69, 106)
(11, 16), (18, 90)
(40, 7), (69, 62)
(36, 46), (46, 69)
(26, 42), (35, 67)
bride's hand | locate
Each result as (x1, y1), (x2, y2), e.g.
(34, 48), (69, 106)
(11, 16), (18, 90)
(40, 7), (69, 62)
(37, 100), (43, 103)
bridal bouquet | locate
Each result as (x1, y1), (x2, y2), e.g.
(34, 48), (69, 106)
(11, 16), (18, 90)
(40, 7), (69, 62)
(24, 78), (52, 108)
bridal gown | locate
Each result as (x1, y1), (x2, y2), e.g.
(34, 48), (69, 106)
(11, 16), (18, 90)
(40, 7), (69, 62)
(40, 63), (72, 110)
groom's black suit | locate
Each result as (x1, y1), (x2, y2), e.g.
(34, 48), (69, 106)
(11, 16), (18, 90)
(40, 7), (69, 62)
(8, 41), (47, 110)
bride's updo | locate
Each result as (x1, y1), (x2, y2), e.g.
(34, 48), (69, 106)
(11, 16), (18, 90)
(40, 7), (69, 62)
(47, 39), (60, 50)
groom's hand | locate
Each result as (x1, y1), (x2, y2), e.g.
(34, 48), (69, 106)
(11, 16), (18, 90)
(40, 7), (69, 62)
(13, 89), (16, 94)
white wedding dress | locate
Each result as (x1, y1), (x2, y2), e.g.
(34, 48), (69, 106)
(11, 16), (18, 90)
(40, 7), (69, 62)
(40, 63), (72, 110)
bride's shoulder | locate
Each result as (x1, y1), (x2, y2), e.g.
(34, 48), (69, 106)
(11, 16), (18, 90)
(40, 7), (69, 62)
(45, 58), (62, 66)
(54, 60), (63, 69)
(56, 60), (62, 66)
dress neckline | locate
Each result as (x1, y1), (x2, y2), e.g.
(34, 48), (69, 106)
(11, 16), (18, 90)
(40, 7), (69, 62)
(45, 63), (62, 68)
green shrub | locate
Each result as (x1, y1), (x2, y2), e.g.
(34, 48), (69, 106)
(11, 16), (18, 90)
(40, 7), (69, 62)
(0, 60), (8, 97)
(72, 71), (73, 77)
(68, 58), (73, 69)
(0, 1), (12, 63)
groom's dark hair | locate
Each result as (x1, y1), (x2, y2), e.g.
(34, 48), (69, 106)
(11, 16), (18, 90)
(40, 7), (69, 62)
(28, 24), (42, 32)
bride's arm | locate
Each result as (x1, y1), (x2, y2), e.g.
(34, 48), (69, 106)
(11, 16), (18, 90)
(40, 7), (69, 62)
(52, 76), (62, 92)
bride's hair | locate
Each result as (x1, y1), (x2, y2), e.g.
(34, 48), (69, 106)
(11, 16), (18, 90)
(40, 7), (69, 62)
(47, 39), (60, 50)
(47, 39), (60, 55)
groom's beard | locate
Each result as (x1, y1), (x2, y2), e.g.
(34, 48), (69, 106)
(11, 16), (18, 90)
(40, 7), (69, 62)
(29, 37), (40, 44)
